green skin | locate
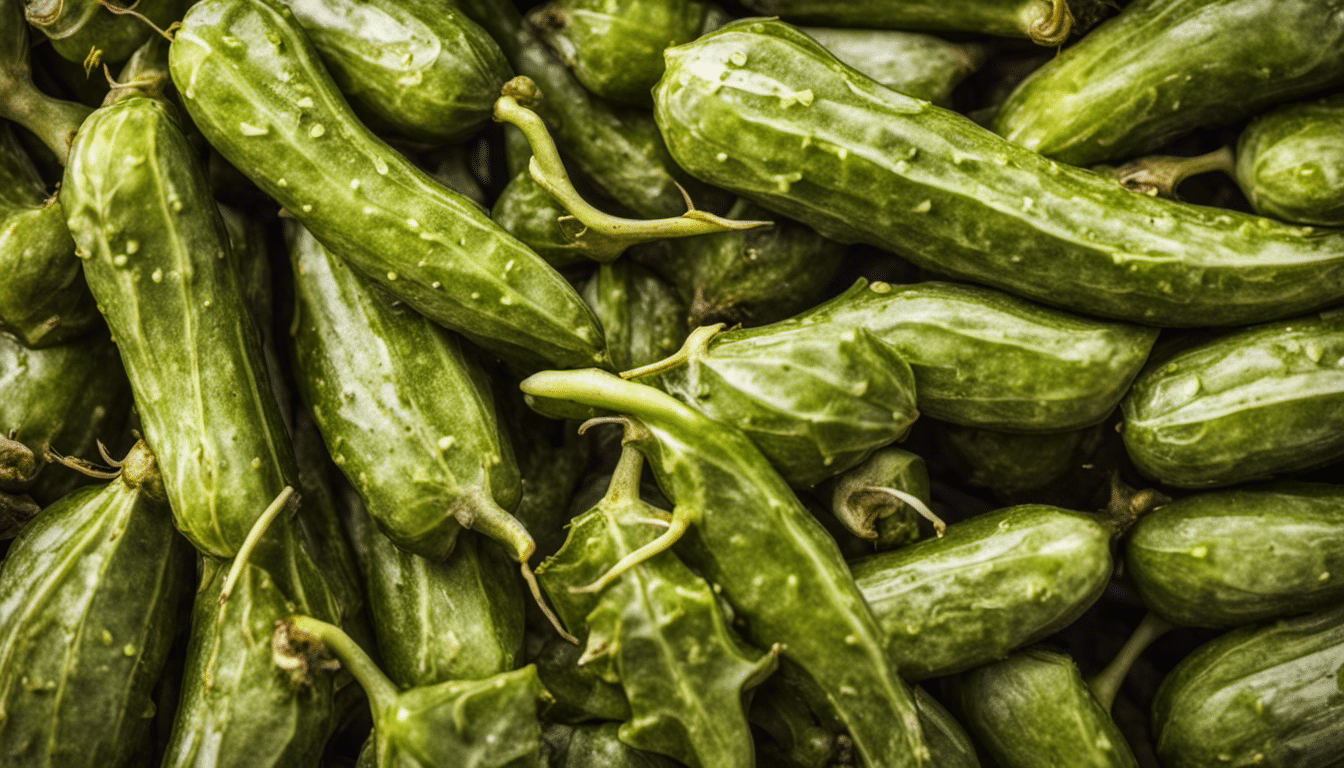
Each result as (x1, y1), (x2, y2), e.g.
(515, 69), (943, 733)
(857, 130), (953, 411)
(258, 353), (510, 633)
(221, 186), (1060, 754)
(1121, 314), (1344, 488)
(631, 199), (846, 328)
(537, 442), (771, 768)
(1237, 93), (1344, 227)
(935, 422), (1092, 497)
(288, 226), (533, 566)
(799, 28), (985, 107)
(279, 617), (547, 768)
(62, 95), (298, 559)
(1126, 483), (1344, 628)
(741, 0), (1091, 44)
(344, 497), (525, 689)
(654, 20), (1344, 328)
(169, 0), (607, 372)
(746, 279), (1157, 431)
(911, 687), (980, 768)
(1, 0), (92, 162)
(1153, 606), (1344, 768)
(533, 634), (632, 723)
(0, 442), (191, 768)
(960, 649), (1139, 768)
(995, 0), (1344, 167)
(163, 534), (343, 768)
(24, 0), (185, 65)
(218, 204), (273, 335)
(852, 505), (1112, 680)
(0, 331), (131, 506)
(454, 0), (714, 218)
(826, 446), (931, 549)
(280, 0), (511, 142)
(544, 723), (682, 767)
(0, 124), (98, 348)
(528, 0), (710, 106)
(520, 369), (929, 768)
(0, 490), (39, 539)
(581, 261), (688, 373)
(492, 169), (609, 268)
(655, 321), (920, 488)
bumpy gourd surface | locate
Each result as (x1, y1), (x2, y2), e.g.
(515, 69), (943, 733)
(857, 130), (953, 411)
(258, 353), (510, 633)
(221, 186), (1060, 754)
(1237, 93), (1344, 227)
(654, 20), (1344, 328)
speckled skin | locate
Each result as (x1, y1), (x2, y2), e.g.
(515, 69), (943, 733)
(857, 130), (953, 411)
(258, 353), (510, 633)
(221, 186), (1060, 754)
(1126, 483), (1344, 628)
(24, 0), (185, 65)
(281, 0), (511, 141)
(1237, 93), (1344, 227)
(995, 0), (1344, 166)
(521, 369), (929, 768)
(961, 649), (1139, 768)
(581, 261), (688, 372)
(1153, 606), (1344, 768)
(1121, 315), (1344, 488)
(742, 0), (1099, 42)
(654, 20), (1344, 328)
(62, 95), (296, 559)
(168, 0), (607, 371)
(288, 227), (522, 561)
(852, 504), (1112, 679)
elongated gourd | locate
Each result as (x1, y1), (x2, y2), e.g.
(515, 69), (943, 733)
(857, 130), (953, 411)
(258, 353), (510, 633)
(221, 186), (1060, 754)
(62, 94), (298, 558)
(1237, 93), (1344, 227)
(24, 0), (185, 65)
(653, 20), (1344, 328)
(168, 0), (607, 371)
(741, 0), (1104, 45)
(994, 0), (1344, 167)
(0, 441), (191, 768)
(1120, 314), (1344, 488)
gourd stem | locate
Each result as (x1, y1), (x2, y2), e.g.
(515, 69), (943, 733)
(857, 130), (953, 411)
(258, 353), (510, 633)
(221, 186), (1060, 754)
(493, 76), (770, 260)
(866, 487), (946, 537)
(621, 324), (725, 380)
(219, 486), (294, 606)
(464, 497), (577, 643)
(287, 615), (398, 713)
(570, 510), (691, 594)
(1112, 146), (1235, 199)
(522, 368), (703, 434)
(1087, 612), (1174, 711)
(1029, 0), (1073, 46)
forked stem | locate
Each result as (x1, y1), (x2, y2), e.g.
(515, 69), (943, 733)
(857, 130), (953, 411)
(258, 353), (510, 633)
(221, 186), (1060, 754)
(569, 512), (692, 595)
(864, 487), (945, 537)
(493, 76), (771, 260)
(219, 486), (295, 606)
(1088, 612), (1174, 711)
(621, 324), (726, 380)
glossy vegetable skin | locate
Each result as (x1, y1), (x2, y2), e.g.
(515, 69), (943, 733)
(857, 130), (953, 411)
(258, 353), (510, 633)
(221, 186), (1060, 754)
(168, 0), (608, 371)
(24, 0), (185, 65)
(62, 94), (297, 558)
(741, 0), (1094, 45)
(1126, 483), (1344, 627)
(1153, 606), (1344, 768)
(1236, 93), (1344, 226)
(1, 0), (92, 162)
(1121, 314), (1344, 488)
(653, 20), (1344, 328)
(0, 441), (190, 768)
(853, 504), (1112, 679)
(801, 28), (985, 107)
(281, 0), (512, 141)
(521, 369), (929, 768)
(995, 0), (1344, 166)
(581, 261), (687, 372)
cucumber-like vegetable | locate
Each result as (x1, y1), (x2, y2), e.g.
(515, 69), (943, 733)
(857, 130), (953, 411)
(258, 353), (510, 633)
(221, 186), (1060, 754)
(0, 490), (39, 539)
(741, 0), (1104, 45)
(935, 422), (1099, 499)
(653, 20), (1344, 328)
(1237, 93), (1344, 227)
(276, 617), (548, 768)
(0, 441), (191, 768)
(0, 331), (131, 505)
(280, 0), (511, 142)
(1121, 314), (1344, 488)
(800, 28), (985, 107)
(758, 279), (1156, 431)
(1153, 606), (1344, 768)
(648, 319), (920, 488)
(528, 0), (711, 105)
(169, 0), (607, 371)
(581, 261), (687, 372)
(1126, 483), (1344, 627)
(0, 0), (92, 163)
(852, 504), (1112, 679)
(913, 687), (980, 768)
(533, 633), (632, 723)
(545, 723), (683, 767)
(492, 169), (604, 268)
(0, 124), (98, 348)
(344, 494), (525, 689)
(631, 199), (846, 328)
(960, 648), (1139, 768)
(537, 443), (772, 768)
(62, 94), (298, 558)
(994, 0), (1344, 166)
(520, 370), (929, 768)
(24, 0), (185, 65)
(825, 446), (933, 549)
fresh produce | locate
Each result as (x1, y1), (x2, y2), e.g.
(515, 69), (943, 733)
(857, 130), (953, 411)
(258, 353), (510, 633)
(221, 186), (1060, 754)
(1, 0), (91, 163)
(1237, 93), (1344, 227)
(825, 446), (935, 548)
(23, 0), (185, 65)
(739, 0), (1105, 45)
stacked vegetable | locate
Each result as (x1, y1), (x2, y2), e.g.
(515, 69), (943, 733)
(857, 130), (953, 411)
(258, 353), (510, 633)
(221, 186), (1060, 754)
(3, 0), (1344, 766)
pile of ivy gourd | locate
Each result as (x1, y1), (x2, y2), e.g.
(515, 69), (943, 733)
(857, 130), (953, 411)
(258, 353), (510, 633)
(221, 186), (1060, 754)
(4, 0), (1344, 766)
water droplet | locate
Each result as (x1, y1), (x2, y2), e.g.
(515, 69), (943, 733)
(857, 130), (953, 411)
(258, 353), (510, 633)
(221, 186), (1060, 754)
(277, 178), (288, 187)
(870, 281), (891, 294)
(729, 51), (747, 66)
(170, 199), (183, 212)
(431, 281), (442, 289)
(301, 204), (312, 213)
(795, 89), (814, 106)
(238, 122), (268, 136)
(202, 299), (212, 308)
(125, 240), (139, 254)
(296, 96), (314, 108)
(112, 254), (128, 267)
(1321, 571), (1331, 582)
(1021, 197), (1034, 211)
(251, 457), (261, 469)
(1191, 546), (1208, 558)
(894, 160), (909, 174)
(416, 260), (426, 268)
(101, 629), (113, 644)
(406, 218), (419, 228)
(151, 268), (163, 283)
(386, 271), (397, 281)
(123, 644), (136, 656)
(500, 296), (513, 306)
(912, 200), (931, 213)
(349, 179), (360, 190)
(715, 152), (728, 162)
(375, 157), (389, 175)
(471, 292), (481, 300)
(309, 124), (326, 138)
